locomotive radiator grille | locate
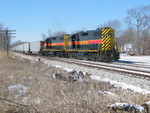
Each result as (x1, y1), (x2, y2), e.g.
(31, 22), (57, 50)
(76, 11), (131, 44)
(102, 28), (115, 51)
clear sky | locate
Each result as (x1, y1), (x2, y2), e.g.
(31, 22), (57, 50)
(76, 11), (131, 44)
(0, 0), (150, 42)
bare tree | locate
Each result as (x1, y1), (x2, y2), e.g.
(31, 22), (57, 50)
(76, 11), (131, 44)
(0, 24), (6, 50)
(125, 5), (150, 54)
(41, 29), (67, 41)
(71, 28), (86, 34)
(126, 5), (150, 39)
(0, 24), (4, 30)
(41, 33), (47, 41)
(99, 20), (121, 30)
(41, 29), (52, 41)
(53, 30), (66, 36)
(47, 29), (52, 37)
(140, 30), (150, 54)
(98, 20), (121, 37)
(118, 28), (134, 45)
(11, 40), (24, 47)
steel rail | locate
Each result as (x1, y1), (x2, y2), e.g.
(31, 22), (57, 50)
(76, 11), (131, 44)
(50, 57), (150, 79)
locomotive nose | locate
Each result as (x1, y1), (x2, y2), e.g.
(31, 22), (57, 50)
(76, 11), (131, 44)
(102, 28), (115, 51)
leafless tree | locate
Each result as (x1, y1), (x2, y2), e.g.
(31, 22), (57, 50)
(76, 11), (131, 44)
(140, 30), (150, 54)
(99, 20), (121, 30)
(41, 33), (47, 41)
(71, 28), (86, 34)
(98, 20), (122, 37)
(53, 30), (66, 36)
(0, 24), (6, 50)
(47, 29), (52, 37)
(41, 29), (52, 41)
(125, 5), (150, 54)
(11, 40), (24, 48)
(126, 5), (150, 39)
(117, 28), (137, 52)
(41, 29), (66, 41)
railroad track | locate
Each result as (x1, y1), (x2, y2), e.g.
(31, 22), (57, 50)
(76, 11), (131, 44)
(48, 57), (150, 80)
(113, 61), (150, 69)
(13, 53), (150, 80)
(71, 58), (150, 72)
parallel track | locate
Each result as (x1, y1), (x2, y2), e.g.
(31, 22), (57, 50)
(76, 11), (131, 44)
(14, 53), (150, 80)
(48, 57), (150, 80)
(112, 61), (150, 69)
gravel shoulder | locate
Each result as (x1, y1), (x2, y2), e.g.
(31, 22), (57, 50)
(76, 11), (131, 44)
(42, 58), (150, 92)
(13, 53), (150, 93)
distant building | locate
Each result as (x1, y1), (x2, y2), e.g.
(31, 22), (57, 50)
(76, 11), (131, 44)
(122, 44), (134, 52)
(122, 43), (135, 55)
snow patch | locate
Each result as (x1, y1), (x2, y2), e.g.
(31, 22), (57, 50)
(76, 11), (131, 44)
(34, 97), (43, 104)
(64, 68), (74, 73)
(109, 102), (146, 113)
(7, 76), (14, 79)
(21, 97), (28, 104)
(54, 65), (61, 68)
(8, 84), (28, 95)
(145, 101), (150, 105)
(98, 91), (116, 96)
(91, 76), (150, 95)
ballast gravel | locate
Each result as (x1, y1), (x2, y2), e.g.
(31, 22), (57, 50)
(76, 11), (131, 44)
(14, 53), (150, 94)
(43, 59), (150, 93)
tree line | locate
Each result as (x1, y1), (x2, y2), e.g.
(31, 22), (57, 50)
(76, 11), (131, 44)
(98, 5), (150, 55)
(0, 24), (7, 51)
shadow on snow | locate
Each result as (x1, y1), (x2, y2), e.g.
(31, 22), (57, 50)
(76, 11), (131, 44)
(114, 60), (141, 64)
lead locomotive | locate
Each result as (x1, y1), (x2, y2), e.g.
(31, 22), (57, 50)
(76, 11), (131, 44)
(42, 27), (119, 61)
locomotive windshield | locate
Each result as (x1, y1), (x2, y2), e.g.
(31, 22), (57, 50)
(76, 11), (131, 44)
(108, 31), (114, 37)
(102, 31), (114, 37)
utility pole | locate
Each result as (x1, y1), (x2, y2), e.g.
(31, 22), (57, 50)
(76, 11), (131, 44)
(5, 30), (16, 57)
(0, 29), (16, 57)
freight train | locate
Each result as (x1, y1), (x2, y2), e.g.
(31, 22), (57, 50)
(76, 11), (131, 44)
(12, 27), (119, 62)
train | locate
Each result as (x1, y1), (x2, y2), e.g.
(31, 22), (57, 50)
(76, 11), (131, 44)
(12, 27), (119, 62)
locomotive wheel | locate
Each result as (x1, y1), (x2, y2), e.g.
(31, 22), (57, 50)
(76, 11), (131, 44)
(59, 52), (63, 58)
(90, 53), (97, 61)
(69, 52), (76, 59)
(69, 52), (73, 58)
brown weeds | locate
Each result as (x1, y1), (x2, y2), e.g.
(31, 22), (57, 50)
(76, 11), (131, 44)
(0, 55), (149, 113)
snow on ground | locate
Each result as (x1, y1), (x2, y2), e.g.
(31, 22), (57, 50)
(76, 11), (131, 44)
(13, 53), (150, 95)
(7, 84), (28, 97)
(91, 76), (150, 95)
(43, 59), (150, 95)
(109, 102), (146, 113)
(145, 101), (150, 105)
(120, 53), (150, 65)
(98, 91), (117, 96)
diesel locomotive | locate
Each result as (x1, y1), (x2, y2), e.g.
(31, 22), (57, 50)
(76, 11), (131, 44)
(11, 27), (119, 62)
(42, 27), (119, 61)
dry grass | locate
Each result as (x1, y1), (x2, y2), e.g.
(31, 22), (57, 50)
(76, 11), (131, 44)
(0, 50), (7, 59)
(0, 54), (149, 113)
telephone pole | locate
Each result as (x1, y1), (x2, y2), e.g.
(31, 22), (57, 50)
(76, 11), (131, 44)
(6, 30), (16, 57)
(0, 29), (16, 57)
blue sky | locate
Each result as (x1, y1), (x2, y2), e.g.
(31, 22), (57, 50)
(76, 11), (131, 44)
(0, 0), (150, 42)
